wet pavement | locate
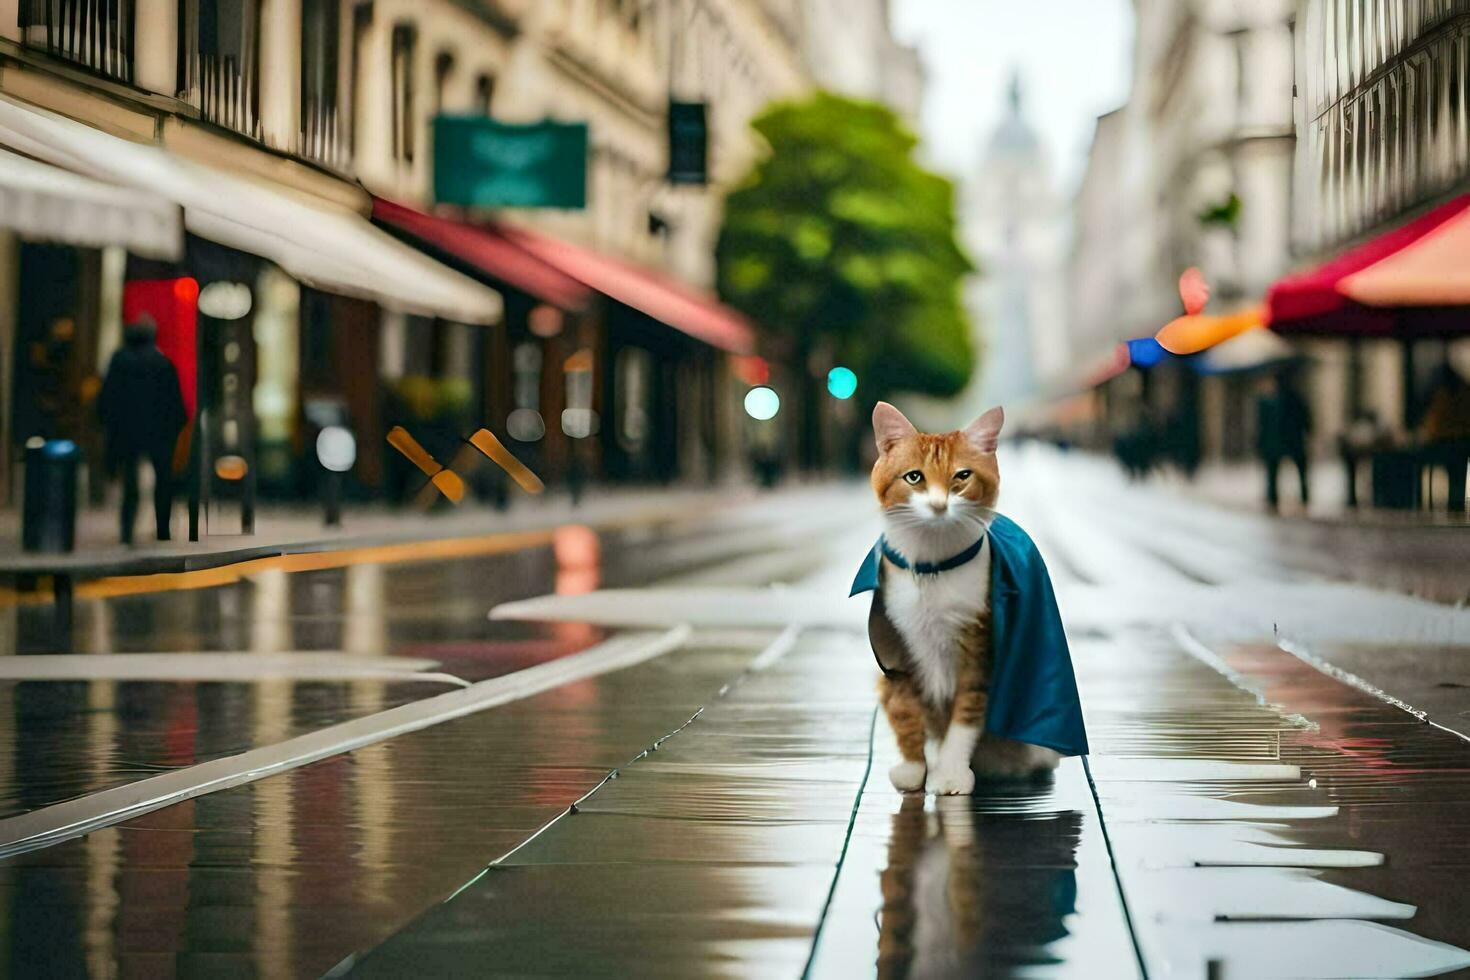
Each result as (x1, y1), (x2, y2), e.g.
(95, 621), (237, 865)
(1, 447), (1469, 978)
(0, 494), (858, 822)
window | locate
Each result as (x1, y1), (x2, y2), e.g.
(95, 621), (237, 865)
(474, 73), (496, 115)
(350, 3), (372, 157)
(20, 0), (135, 81)
(390, 23), (417, 163)
(301, 0), (342, 164)
(184, 0), (261, 136)
(433, 50), (455, 117)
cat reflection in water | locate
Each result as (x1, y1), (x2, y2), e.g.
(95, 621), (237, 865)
(877, 795), (1082, 978)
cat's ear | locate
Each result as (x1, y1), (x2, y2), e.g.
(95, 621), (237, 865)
(872, 402), (917, 455)
(963, 406), (1004, 454)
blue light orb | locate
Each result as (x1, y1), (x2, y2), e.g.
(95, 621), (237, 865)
(827, 366), (857, 399)
(744, 386), (781, 421)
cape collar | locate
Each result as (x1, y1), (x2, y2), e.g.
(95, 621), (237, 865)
(879, 532), (987, 576)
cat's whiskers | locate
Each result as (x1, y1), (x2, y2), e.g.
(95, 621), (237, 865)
(884, 495), (991, 564)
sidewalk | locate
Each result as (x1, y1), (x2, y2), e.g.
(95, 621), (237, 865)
(0, 482), (768, 581)
(1156, 454), (1469, 527)
(1041, 448), (1470, 606)
(347, 629), (1140, 978)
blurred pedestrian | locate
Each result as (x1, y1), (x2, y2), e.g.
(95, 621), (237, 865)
(98, 316), (186, 544)
(1255, 369), (1312, 512)
(1417, 364), (1470, 512)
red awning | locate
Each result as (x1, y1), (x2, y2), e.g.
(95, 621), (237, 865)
(1266, 194), (1470, 336)
(491, 222), (757, 355)
(372, 198), (592, 312)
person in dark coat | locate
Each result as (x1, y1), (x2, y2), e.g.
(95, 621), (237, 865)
(1256, 369), (1312, 512)
(98, 317), (187, 543)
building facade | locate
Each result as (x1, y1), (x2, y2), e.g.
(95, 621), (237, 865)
(799, 0), (923, 124)
(1067, 0), (1297, 461)
(0, 0), (821, 525)
(1291, 0), (1470, 440)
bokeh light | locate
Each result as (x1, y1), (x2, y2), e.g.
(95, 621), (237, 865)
(744, 385), (780, 420)
(826, 366), (857, 399)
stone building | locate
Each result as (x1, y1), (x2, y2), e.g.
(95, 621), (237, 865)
(0, 0), (825, 518)
(961, 76), (1066, 414)
(1288, 0), (1470, 442)
(1067, 0), (1297, 461)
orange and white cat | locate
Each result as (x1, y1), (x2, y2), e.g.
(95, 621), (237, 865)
(867, 402), (1060, 794)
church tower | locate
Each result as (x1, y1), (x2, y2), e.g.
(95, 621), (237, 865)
(961, 73), (1066, 416)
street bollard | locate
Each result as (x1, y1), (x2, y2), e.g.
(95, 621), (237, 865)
(22, 438), (80, 553)
(316, 426), (356, 528)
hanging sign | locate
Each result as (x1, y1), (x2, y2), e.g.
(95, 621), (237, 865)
(433, 117), (588, 209)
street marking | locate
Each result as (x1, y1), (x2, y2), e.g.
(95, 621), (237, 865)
(0, 625), (692, 858)
(0, 653), (467, 687)
(748, 624), (800, 671)
(0, 529), (560, 604)
(491, 586), (863, 630)
(1088, 758), (1301, 781)
(0, 493), (743, 606)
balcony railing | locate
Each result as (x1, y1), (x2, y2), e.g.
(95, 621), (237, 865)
(181, 0), (261, 140)
(299, 0), (345, 167)
(301, 99), (345, 168)
(1297, 13), (1470, 250)
(20, 0), (134, 83)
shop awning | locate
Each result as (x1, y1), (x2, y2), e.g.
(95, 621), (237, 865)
(491, 222), (757, 355)
(0, 146), (182, 258)
(372, 198), (592, 312)
(1266, 194), (1470, 336)
(0, 96), (502, 324)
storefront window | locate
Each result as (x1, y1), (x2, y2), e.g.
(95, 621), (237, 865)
(391, 22), (418, 163)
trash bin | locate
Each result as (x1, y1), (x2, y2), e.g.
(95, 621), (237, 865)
(23, 438), (80, 553)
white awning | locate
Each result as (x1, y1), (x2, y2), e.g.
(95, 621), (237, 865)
(0, 96), (502, 324)
(0, 146), (182, 258)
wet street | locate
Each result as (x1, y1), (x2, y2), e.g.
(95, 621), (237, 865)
(2, 447), (1469, 978)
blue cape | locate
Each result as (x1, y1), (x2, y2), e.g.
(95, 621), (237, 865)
(849, 514), (1089, 757)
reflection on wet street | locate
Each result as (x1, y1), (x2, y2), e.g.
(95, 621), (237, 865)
(0, 501), (846, 821)
(2, 457), (1469, 978)
(873, 797), (1081, 978)
(2, 639), (769, 978)
(354, 628), (1138, 980)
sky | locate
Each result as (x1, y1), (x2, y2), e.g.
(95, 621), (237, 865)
(890, 0), (1135, 193)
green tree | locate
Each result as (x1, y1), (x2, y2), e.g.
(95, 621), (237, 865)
(717, 92), (976, 466)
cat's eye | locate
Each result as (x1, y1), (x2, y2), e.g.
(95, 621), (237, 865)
(954, 469), (973, 481)
(903, 470), (924, 485)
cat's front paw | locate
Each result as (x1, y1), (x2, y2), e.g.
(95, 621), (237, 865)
(926, 764), (975, 796)
(889, 761), (927, 792)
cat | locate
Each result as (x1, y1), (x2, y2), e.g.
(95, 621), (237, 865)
(867, 401), (1060, 794)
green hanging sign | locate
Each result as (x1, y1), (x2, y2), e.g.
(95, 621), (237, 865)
(433, 117), (588, 209)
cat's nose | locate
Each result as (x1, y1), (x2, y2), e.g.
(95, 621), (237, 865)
(928, 491), (948, 513)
